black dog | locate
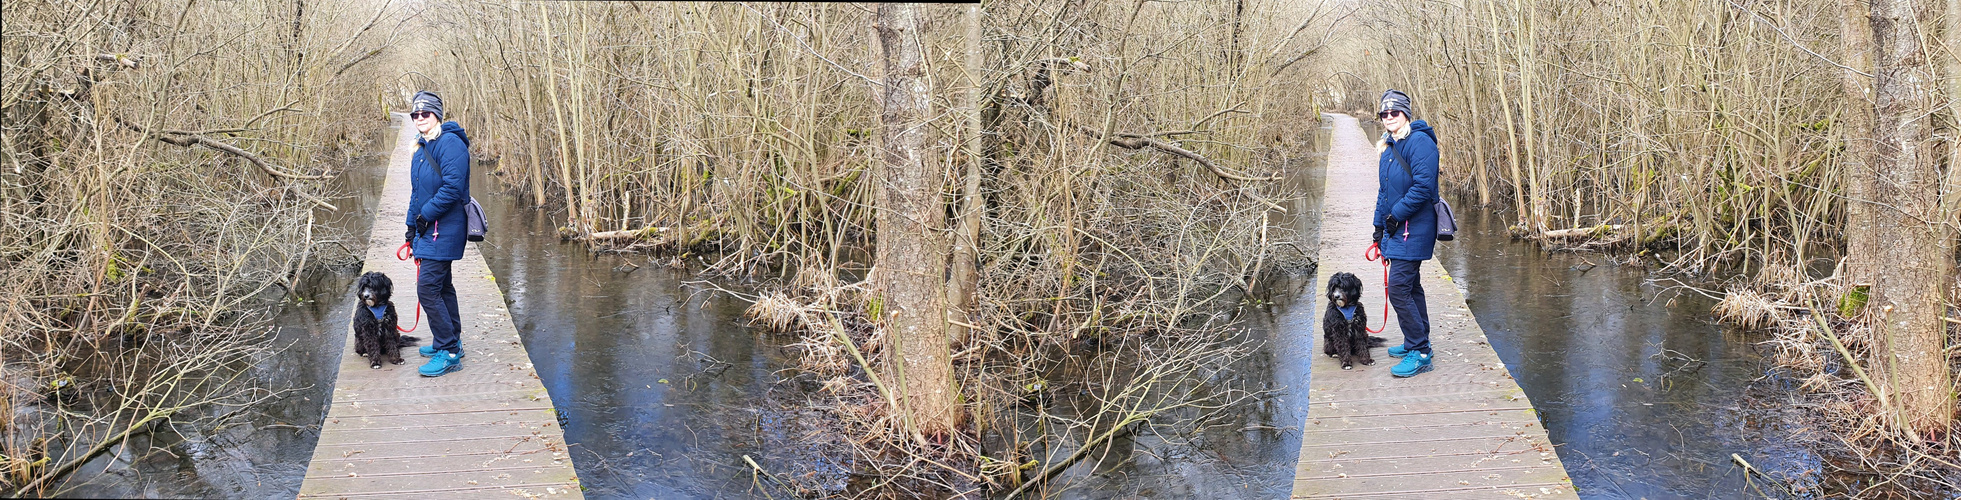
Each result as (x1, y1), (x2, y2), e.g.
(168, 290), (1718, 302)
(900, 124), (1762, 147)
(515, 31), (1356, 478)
(352, 272), (419, 369)
(1323, 272), (1386, 370)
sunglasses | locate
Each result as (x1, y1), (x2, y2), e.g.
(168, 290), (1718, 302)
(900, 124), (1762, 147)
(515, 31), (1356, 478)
(1377, 110), (1405, 119)
(410, 111), (436, 119)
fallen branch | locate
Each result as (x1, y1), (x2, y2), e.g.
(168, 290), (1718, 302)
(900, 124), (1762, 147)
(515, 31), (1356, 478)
(577, 226), (668, 241)
(1073, 123), (1280, 183)
(10, 410), (168, 497)
(114, 117), (335, 210)
(1003, 418), (1138, 499)
(1804, 295), (1891, 412)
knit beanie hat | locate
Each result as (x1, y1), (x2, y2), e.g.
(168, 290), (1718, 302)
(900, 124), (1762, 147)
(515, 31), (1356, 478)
(1379, 89), (1413, 118)
(410, 91), (444, 120)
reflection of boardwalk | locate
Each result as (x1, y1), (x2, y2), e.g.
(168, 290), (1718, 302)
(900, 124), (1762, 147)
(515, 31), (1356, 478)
(299, 120), (580, 499)
(1292, 114), (1571, 498)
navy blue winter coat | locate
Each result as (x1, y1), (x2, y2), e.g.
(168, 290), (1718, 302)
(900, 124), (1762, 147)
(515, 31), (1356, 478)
(1374, 120), (1440, 261)
(407, 121), (471, 261)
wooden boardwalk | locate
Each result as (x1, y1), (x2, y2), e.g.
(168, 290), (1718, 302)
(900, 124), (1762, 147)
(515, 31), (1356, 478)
(1291, 114), (1573, 499)
(299, 120), (581, 499)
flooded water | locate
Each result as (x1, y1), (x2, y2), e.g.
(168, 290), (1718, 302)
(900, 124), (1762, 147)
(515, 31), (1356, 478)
(470, 166), (845, 498)
(63, 118), (1824, 499)
(61, 134), (393, 499)
(1434, 205), (1819, 498)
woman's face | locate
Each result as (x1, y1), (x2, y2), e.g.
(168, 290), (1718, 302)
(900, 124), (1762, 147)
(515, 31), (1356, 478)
(412, 111), (440, 135)
(1379, 110), (1409, 133)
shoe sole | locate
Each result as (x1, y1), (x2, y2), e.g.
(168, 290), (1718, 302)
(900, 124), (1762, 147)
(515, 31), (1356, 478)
(1391, 363), (1433, 378)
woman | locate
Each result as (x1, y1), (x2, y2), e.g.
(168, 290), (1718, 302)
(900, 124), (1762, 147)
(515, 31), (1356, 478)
(1372, 89), (1439, 378)
(405, 91), (471, 377)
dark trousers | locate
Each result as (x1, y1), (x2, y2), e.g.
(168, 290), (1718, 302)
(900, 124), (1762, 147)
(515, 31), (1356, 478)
(416, 259), (463, 354)
(1387, 258), (1431, 355)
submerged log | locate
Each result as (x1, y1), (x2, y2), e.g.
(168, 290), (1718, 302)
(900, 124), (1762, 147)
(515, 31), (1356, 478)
(576, 226), (669, 241)
(1540, 224), (1624, 240)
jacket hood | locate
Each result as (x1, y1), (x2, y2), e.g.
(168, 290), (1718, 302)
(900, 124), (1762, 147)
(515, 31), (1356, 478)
(420, 121), (471, 146)
(440, 121), (469, 146)
(1408, 120), (1433, 137)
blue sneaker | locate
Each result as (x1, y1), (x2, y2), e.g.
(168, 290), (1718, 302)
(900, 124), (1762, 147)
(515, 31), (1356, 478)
(1387, 344), (1411, 358)
(1391, 351), (1432, 378)
(419, 351), (461, 377)
(419, 345), (464, 359)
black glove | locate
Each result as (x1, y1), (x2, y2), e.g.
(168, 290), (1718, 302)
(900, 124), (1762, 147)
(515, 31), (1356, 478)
(1372, 226), (1384, 243)
(415, 215), (430, 235)
(1383, 215), (1402, 235)
(405, 224), (416, 243)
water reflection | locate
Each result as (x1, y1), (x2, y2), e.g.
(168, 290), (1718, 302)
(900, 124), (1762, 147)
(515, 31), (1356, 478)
(1435, 203), (1818, 498)
(473, 169), (851, 498)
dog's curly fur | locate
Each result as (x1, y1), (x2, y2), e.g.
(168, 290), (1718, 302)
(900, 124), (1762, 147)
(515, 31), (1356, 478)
(1324, 272), (1387, 370)
(353, 272), (419, 369)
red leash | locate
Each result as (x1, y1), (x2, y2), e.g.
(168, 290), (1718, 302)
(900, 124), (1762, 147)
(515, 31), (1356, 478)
(394, 241), (422, 333)
(1363, 242), (1391, 334)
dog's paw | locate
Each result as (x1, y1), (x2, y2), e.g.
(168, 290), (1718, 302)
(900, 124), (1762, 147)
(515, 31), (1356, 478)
(391, 358), (405, 365)
(1341, 364), (1353, 370)
(369, 363), (382, 369)
(1362, 359), (1375, 366)
(1326, 353), (1338, 358)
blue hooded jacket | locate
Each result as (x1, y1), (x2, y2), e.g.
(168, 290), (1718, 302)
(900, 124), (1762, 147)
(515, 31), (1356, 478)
(1374, 120), (1439, 261)
(407, 121), (471, 261)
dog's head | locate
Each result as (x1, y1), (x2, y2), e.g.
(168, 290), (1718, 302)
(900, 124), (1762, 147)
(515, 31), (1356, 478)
(1327, 272), (1363, 308)
(356, 272), (393, 307)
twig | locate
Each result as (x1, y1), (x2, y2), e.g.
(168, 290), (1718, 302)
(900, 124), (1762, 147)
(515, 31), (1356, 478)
(1723, 0), (1872, 78)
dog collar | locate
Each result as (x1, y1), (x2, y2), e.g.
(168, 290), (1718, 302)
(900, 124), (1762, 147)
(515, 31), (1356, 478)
(367, 305), (389, 320)
(1337, 304), (1357, 321)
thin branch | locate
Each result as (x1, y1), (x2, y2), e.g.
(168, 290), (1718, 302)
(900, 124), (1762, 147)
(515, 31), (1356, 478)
(1725, 0), (1872, 78)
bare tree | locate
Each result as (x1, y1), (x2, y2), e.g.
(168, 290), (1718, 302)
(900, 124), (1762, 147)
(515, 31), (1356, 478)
(874, 2), (956, 438)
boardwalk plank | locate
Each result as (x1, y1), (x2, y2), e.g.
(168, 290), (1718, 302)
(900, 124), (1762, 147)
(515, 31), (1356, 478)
(300, 120), (580, 499)
(1291, 114), (1571, 499)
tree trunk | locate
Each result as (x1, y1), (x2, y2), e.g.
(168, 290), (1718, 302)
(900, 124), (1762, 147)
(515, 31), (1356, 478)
(874, 3), (955, 437)
(1516, 1), (1546, 232)
(1485, 0), (1528, 228)
(1859, 0), (1955, 439)
(949, 4), (984, 348)
(1840, 0), (1880, 289)
(536, 3), (581, 231)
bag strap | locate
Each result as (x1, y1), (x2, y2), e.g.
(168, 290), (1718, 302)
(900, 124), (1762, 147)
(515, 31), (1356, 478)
(422, 132), (448, 176)
(1386, 129), (1435, 177)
